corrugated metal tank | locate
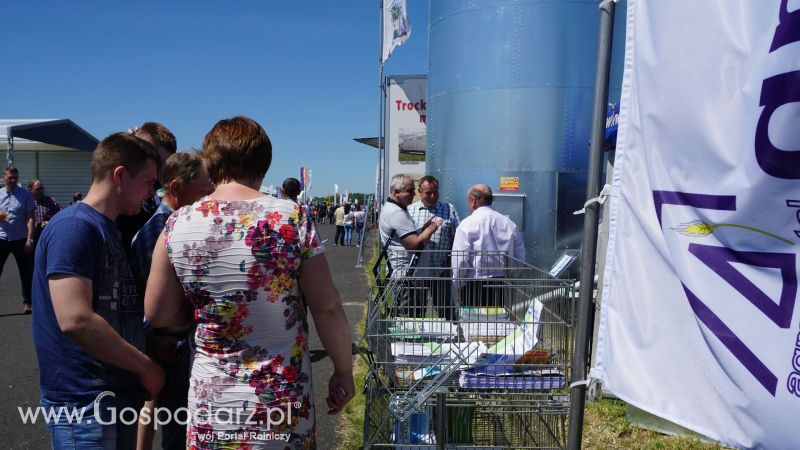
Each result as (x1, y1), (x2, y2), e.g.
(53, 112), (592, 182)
(426, 0), (625, 269)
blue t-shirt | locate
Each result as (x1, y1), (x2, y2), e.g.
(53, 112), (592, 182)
(0, 186), (34, 241)
(32, 203), (145, 402)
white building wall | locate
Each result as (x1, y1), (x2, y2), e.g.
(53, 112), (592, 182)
(38, 151), (93, 206)
(7, 150), (92, 206)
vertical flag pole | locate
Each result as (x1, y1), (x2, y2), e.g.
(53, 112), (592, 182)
(378, 0), (386, 208)
(567, 1), (616, 449)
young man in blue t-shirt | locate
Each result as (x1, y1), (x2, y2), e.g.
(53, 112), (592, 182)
(31, 132), (165, 450)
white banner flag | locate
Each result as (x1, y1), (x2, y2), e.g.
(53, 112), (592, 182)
(382, 0), (411, 64)
(593, 1), (800, 448)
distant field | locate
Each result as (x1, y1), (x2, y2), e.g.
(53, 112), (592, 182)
(399, 151), (425, 162)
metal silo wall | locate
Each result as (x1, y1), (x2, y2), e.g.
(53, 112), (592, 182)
(426, 0), (625, 269)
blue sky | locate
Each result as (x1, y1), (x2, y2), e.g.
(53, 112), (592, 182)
(0, 1), (430, 196)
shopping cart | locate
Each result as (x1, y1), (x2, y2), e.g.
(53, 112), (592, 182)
(361, 250), (576, 449)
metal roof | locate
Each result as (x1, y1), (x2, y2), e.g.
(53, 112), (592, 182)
(0, 119), (98, 151)
(353, 137), (383, 149)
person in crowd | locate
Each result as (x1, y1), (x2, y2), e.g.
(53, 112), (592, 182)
(0, 167), (35, 313)
(26, 179), (62, 241)
(25, 179), (63, 310)
(117, 122), (177, 255)
(72, 192), (83, 204)
(343, 203), (354, 246)
(328, 203), (336, 224)
(379, 174), (440, 317)
(451, 183), (525, 307)
(282, 177), (301, 203)
(354, 204), (366, 246)
(334, 202), (346, 246)
(144, 116), (354, 448)
(408, 175), (460, 319)
(31, 132), (165, 450)
(130, 151), (214, 450)
(318, 201), (327, 223)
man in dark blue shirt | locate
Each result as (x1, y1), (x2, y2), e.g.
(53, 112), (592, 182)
(32, 132), (165, 450)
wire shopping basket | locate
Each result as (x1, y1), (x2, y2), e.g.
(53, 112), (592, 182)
(360, 250), (576, 449)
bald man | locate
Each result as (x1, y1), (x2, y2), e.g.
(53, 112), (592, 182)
(451, 183), (525, 307)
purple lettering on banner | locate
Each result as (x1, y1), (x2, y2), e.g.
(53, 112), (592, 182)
(652, 190), (797, 396)
(682, 284), (778, 395)
(793, 346), (800, 373)
(788, 200), (800, 239)
(652, 190), (736, 225)
(688, 244), (797, 328)
(770, 0), (800, 52)
(755, 70), (800, 179)
(787, 372), (800, 397)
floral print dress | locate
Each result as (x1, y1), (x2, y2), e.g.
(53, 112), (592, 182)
(164, 196), (324, 449)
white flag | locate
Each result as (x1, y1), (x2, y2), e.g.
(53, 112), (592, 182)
(382, 0), (411, 64)
(593, 1), (800, 448)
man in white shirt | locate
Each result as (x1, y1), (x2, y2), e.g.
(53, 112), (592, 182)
(452, 183), (525, 307)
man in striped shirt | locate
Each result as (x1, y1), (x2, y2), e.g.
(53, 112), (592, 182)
(408, 175), (460, 319)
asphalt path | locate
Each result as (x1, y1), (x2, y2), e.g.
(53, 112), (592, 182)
(0, 222), (371, 449)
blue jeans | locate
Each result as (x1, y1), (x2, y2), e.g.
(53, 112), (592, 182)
(42, 389), (144, 450)
(355, 223), (364, 245)
(344, 223), (354, 245)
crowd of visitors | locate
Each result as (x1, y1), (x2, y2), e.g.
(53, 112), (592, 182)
(9, 117), (354, 449)
(1, 116), (524, 449)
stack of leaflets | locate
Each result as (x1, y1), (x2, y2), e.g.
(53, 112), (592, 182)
(459, 353), (566, 390)
(391, 341), (487, 382)
(459, 302), (543, 354)
(388, 317), (458, 340)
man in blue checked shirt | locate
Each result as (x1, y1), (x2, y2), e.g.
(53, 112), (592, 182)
(408, 175), (460, 320)
(130, 150), (213, 450)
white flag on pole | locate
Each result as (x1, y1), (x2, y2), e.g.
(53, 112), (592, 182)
(382, 0), (411, 64)
(593, 1), (800, 448)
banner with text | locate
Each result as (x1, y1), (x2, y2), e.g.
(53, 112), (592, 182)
(384, 75), (426, 197)
(593, 1), (800, 448)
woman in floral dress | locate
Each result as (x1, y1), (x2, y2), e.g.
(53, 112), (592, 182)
(145, 116), (354, 449)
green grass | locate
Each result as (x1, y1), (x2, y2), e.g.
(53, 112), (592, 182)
(337, 236), (379, 450)
(582, 399), (725, 450)
(337, 319), (370, 450)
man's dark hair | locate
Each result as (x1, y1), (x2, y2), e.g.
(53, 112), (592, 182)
(135, 122), (177, 155)
(159, 151), (206, 187)
(4, 166), (19, 175)
(282, 177), (301, 200)
(91, 132), (161, 182)
(202, 116), (272, 184)
(418, 175), (439, 189)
